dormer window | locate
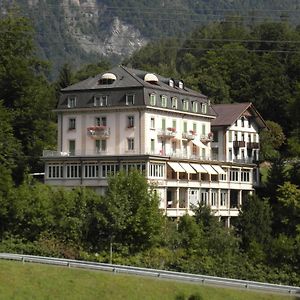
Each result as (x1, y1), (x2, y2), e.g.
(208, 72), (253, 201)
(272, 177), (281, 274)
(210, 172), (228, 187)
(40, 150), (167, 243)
(150, 94), (156, 106)
(68, 96), (76, 108)
(126, 94), (135, 105)
(241, 117), (245, 127)
(178, 81), (184, 89)
(201, 103), (207, 114)
(161, 95), (167, 107)
(98, 73), (116, 85)
(169, 79), (174, 87)
(192, 101), (198, 112)
(171, 97), (177, 109)
(182, 99), (189, 111)
(94, 95), (108, 106)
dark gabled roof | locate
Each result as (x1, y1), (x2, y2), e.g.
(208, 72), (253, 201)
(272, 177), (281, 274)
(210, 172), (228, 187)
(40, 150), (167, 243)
(211, 102), (267, 129)
(62, 65), (207, 98)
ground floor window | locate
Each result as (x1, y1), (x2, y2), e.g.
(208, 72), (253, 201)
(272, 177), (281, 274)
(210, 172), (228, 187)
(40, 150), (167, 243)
(148, 163), (165, 178)
(48, 164), (63, 178)
(220, 190), (228, 207)
(66, 163), (81, 178)
(84, 163), (99, 178)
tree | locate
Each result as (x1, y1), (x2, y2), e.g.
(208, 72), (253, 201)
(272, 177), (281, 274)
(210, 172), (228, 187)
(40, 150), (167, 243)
(99, 170), (164, 253)
(276, 182), (300, 237)
(236, 195), (272, 250)
(259, 121), (285, 161)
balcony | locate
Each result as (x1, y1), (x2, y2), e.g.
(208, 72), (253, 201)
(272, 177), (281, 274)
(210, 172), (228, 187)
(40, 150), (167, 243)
(233, 141), (246, 148)
(157, 128), (176, 139)
(200, 132), (213, 144)
(87, 126), (110, 138)
(247, 142), (259, 149)
(182, 130), (196, 140)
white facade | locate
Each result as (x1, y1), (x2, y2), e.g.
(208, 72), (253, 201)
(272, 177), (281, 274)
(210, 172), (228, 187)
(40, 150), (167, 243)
(43, 67), (265, 226)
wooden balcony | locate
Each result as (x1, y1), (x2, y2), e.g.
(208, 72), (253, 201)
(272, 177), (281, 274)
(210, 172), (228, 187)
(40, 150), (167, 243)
(247, 142), (259, 149)
(233, 141), (246, 148)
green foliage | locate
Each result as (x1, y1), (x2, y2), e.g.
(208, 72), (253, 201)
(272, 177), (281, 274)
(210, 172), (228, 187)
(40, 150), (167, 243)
(236, 195), (272, 250)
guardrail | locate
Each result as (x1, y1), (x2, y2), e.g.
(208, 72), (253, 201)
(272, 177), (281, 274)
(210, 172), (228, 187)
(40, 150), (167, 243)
(0, 253), (299, 296)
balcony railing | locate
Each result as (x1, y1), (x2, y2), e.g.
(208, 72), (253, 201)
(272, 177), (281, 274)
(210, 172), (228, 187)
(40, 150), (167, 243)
(87, 126), (110, 138)
(233, 141), (246, 148)
(247, 142), (259, 149)
(200, 133), (213, 144)
(182, 132), (196, 140)
(157, 128), (177, 138)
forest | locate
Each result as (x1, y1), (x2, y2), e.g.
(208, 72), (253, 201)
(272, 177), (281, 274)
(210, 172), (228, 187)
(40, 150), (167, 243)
(0, 12), (299, 286)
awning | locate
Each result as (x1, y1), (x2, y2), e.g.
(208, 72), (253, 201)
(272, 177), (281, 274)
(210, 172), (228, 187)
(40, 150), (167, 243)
(190, 163), (207, 173)
(212, 165), (226, 175)
(180, 163), (197, 174)
(167, 162), (185, 173)
(201, 164), (218, 175)
(192, 139), (207, 148)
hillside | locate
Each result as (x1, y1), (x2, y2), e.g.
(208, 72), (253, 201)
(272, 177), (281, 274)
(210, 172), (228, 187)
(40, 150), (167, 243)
(1, 0), (300, 79)
(0, 260), (295, 300)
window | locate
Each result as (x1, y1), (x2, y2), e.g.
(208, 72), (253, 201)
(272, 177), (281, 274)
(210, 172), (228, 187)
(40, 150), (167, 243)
(67, 96), (76, 108)
(126, 94), (135, 105)
(149, 163), (165, 178)
(182, 100), (189, 111)
(66, 163), (81, 178)
(69, 140), (75, 156)
(122, 163), (146, 173)
(200, 189), (209, 206)
(161, 95), (167, 107)
(127, 138), (134, 151)
(241, 170), (250, 182)
(220, 190), (228, 207)
(172, 119), (176, 130)
(127, 116), (134, 128)
(229, 148), (233, 160)
(169, 79), (174, 87)
(234, 132), (238, 141)
(211, 189), (218, 206)
(68, 118), (76, 130)
(212, 130), (218, 142)
(241, 117), (245, 127)
(84, 163), (99, 178)
(220, 172), (227, 181)
(162, 118), (166, 130)
(201, 103), (207, 114)
(48, 164), (63, 178)
(100, 164), (119, 178)
(151, 139), (155, 153)
(150, 94), (156, 106)
(193, 123), (197, 133)
(178, 81), (183, 89)
(248, 134), (252, 142)
(235, 120), (238, 126)
(171, 97), (177, 109)
(230, 168), (239, 181)
(183, 121), (187, 133)
(94, 95), (108, 106)
(192, 101), (198, 112)
(150, 117), (155, 129)
(95, 139), (107, 152)
(201, 124), (206, 135)
(241, 133), (245, 141)
(248, 118), (251, 128)
(95, 116), (107, 126)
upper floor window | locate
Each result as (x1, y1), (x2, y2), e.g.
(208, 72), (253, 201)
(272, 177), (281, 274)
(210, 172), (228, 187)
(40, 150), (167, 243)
(201, 103), (207, 114)
(178, 81), (184, 89)
(68, 118), (76, 130)
(150, 117), (155, 129)
(94, 95), (108, 106)
(95, 139), (107, 152)
(171, 97), (177, 109)
(127, 138), (135, 151)
(241, 117), (245, 127)
(69, 140), (76, 156)
(150, 94), (156, 106)
(212, 130), (218, 142)
(126, 94), (135, 105)
(161, 95), (167, 107)
(235, 120), (238, 126)
(172, 119), (177, 130)
(68, 96), (76, 108)
(127, 116), (134, 128)
(192, 101), (198, 112)
(95, 116), (107, 126)
(169, 79), (174, 87)
(248, 118), (251, 128)
(182, 99), (189, 111)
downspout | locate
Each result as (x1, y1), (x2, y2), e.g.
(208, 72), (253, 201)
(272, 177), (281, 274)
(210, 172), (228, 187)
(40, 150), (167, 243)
(60, 113), (63, 152)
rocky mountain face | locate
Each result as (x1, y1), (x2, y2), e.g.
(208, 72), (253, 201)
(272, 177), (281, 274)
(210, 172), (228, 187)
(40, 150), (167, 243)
(1, 0), (299, 79)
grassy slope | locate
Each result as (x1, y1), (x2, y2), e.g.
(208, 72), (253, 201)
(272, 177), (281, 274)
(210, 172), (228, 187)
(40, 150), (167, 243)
(0, 260), (295, 300)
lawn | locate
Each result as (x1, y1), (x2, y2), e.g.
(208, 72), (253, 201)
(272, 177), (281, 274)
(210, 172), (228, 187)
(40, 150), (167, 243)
(0, 260), (295, 300)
